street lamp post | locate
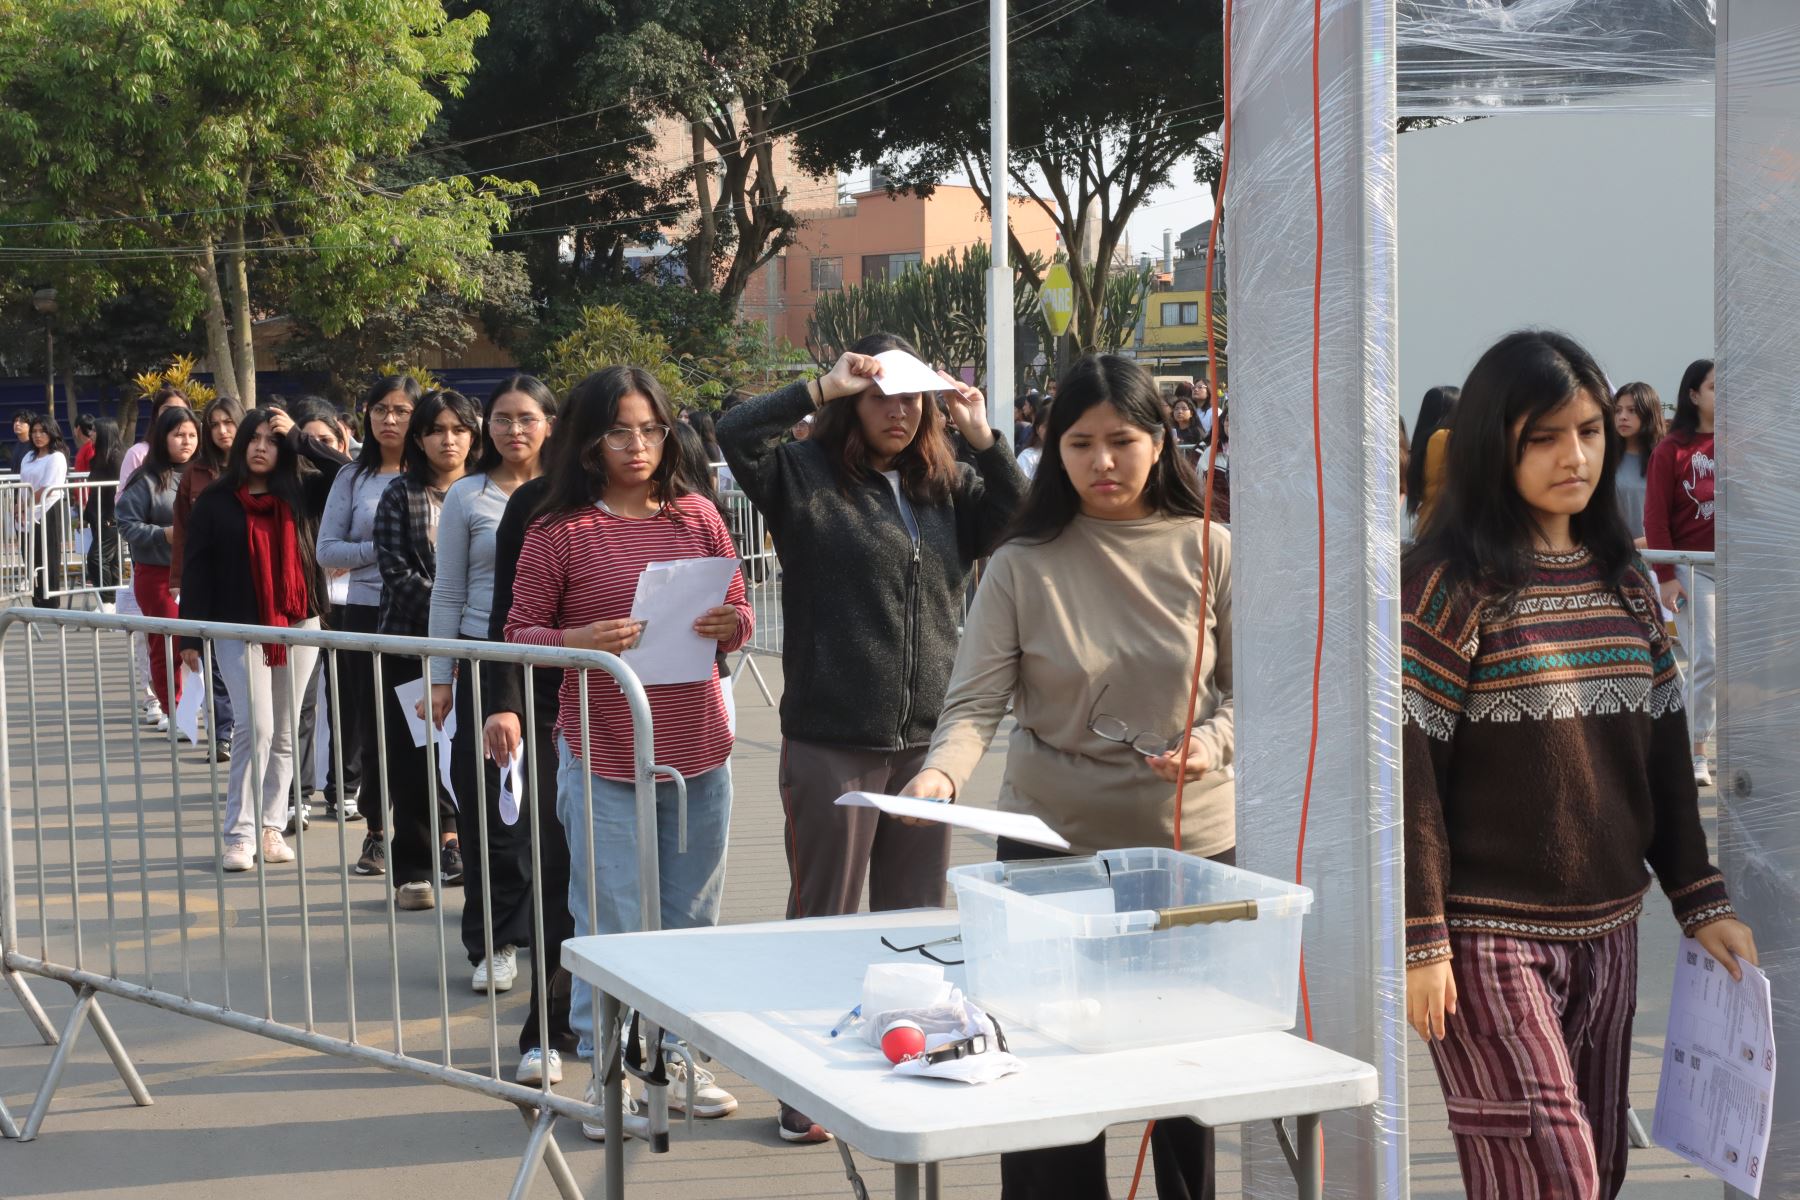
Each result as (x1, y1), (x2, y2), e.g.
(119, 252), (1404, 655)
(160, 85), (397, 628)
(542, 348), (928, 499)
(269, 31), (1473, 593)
(31, 287), (57, 420)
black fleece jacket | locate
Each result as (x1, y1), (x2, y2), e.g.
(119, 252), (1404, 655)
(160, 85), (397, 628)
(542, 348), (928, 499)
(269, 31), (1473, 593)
(718, 381), (1026, 750)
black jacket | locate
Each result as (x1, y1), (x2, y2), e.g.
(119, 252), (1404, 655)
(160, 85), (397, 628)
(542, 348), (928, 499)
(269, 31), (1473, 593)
(176, 430), (347, 653)
(484, 476), (562, 725)
(718, 381), (1027, 749)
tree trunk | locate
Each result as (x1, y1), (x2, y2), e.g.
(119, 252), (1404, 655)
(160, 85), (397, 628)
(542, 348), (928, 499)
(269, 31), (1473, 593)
(61, 361), (78, 431)
(687, 121), (716, 291)
(228, 212), (256, 406)
(192, 241), (239, 398)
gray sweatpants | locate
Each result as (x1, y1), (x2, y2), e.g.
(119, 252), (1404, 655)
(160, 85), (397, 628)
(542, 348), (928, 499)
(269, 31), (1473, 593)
(215, 621), (321, 847)
(777, 738), (949, 919)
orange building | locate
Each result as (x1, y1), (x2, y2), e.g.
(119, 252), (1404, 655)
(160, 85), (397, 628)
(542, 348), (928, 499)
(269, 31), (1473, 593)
(746, 183), (1062, 350)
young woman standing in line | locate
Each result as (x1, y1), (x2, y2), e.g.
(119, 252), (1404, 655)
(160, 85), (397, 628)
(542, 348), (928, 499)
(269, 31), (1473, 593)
(1610, 382), (1666, 544)
(317, 375), (420, 867)
(1403, 331), (1754, 1199)
(171, 395), (245, 761)
(83, 419), (125, 602)
(426, 377), (562, 1043)
(117, 406), (201, 723)
(178, 409), (348, 870)
(1643, 360), (1717, 785)
(904, 354), (1233, 1199)
(373, 389), (480, 911)
(507, 366), (752, 1138)
(20, 416), (69, 608)
(718, 332), (1024, 1144)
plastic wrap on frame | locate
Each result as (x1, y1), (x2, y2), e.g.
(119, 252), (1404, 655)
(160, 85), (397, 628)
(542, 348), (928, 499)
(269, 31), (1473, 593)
(1397, 0), (1717, 115)
(1715, 5), (1800, 1197)
(1226, 0), (1406, 1196)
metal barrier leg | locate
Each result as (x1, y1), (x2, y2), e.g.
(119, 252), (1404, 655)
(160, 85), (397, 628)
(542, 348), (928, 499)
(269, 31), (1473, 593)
(1626, 1104), (1653, 1150)
(0, 1091), (17, 1139)
(507, 1106), (557, 1200)
(735, 652), (776, 706)
(18, 983), (152, 1140)
(85, 993), (153, 1108)
(4, 959), (59, 1044)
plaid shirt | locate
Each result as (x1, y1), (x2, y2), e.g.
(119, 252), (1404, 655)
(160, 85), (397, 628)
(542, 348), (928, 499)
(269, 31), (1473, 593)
(374, 475), (439, 637)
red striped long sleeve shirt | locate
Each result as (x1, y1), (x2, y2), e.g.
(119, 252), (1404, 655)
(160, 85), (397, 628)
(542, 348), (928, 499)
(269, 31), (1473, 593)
(505, 494), (752, 781)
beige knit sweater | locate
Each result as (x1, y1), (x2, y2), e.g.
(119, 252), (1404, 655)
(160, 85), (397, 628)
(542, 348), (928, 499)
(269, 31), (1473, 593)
(923, 513), (1234, 856)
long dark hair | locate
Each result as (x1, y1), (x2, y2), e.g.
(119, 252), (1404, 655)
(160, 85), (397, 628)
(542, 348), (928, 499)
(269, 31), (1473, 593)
(1405, 386), (1460, 515)
(351, 373), (422, 480)
(87, 419), (124, 482)
(1613, 382), (1666, 474)
(687, 411), (721, 464)
(142, 405), (200, 490)
(533, 366), (690, 527)
(1002, 354), (1206, 547)
(27, 415), (67, 458)
(1669, 358), (1714, 441)
(1405, 330), (1635, 602)
(196, 395), (245, 474)
(672, 421), (725, 519)
(402, 389), (482, 488)
(206, 409), (322, 604)
(475, 374), (558, 475)
(810, 331), (959, 506)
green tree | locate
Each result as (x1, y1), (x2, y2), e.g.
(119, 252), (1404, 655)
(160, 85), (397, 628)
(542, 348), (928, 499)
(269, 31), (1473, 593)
(539, 305), (698, 407)
(808, 245), (1044, 387)
(0, 0), (520, 407)
(795, 0), (1225, 353)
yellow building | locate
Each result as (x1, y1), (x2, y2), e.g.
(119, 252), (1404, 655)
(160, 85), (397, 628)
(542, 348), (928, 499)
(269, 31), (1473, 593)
(1138, 289), (1219, 376)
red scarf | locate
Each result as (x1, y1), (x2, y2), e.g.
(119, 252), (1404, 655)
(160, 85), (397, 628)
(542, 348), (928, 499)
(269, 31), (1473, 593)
(238, 486), (309, 666)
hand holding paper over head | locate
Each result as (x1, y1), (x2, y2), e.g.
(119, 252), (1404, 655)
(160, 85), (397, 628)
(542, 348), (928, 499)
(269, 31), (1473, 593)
(817, 351), (885, 404)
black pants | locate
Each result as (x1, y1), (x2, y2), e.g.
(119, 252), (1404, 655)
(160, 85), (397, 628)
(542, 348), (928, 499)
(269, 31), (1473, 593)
(84, 509), (120, 596)
(992, 837), (1234, 1200)
(451, 643), (577, 1054)
(314, 605), (363, 808)
(337, 603), (382, 831)
(374, 652), (457, 888)
(31, 507), (62, 608)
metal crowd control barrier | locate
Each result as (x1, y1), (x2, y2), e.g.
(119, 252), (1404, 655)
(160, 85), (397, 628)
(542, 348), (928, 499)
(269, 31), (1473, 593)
(0, 607), (686, 1198)
(714, 471), (780, 703)
(0, 478), (32, 602)
(1641, 547), (1716, 665)
(33, 478), (126, 603)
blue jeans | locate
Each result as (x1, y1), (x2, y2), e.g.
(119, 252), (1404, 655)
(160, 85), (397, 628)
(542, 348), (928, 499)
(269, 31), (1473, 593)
(556, 740), (732, 1061)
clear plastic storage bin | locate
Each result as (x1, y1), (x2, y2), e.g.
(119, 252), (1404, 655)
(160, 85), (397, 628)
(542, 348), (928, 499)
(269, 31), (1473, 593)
(948, 847), (1314, 1052)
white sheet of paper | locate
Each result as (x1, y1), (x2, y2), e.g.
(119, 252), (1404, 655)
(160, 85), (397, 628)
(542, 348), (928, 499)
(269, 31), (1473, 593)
(392, 678), (457, 808)
(497, 755), (525, 826)
(1652, 936), (1776, 1197)
(173, 666), (205, 744)
(623, 557), (739, 686)
(872, 349), (957, 396)
(834, 792), (1071, 850)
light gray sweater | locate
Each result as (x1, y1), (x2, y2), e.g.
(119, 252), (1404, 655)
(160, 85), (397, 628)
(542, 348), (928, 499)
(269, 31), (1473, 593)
(428, 474), (514, 684)
(317, 465), (401, 607)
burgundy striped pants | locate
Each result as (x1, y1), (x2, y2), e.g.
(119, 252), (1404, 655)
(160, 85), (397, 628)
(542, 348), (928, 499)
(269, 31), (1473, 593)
(1428, 923), (1638, 1200)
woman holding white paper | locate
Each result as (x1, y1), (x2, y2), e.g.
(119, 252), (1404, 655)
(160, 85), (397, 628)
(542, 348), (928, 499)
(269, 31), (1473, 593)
(424, 375), (571, 1081)
(371, 388), (480, 910)
(506, 366), (752, 1133)
(177, 409), (347, 871)
(904, 353), (1232, 1199)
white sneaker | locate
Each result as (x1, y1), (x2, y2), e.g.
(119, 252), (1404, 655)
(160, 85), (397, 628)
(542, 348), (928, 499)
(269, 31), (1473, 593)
(139, 700), (164, 726)
(396, 880), (435, 910)
(221, 838), (254, 872)
(152, 715), (170, 733)
(261, 829), (296, 864)
(1693, 754), (1714, 786)
(472, 946), (518, 993)
(517, 1048), (563, 1086)
(582, 1071), (649, 1142)
(667, 1055), (738, 1118)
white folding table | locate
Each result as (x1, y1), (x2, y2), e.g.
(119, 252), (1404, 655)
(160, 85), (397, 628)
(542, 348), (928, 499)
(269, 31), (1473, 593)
(564, 909), (1378, 1200)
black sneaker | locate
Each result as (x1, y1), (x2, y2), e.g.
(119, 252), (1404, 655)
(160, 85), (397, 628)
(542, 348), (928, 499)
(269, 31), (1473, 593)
(213, 743), (231, 764)
(354, 832), (386, 876)
(440, 839), (464, 887)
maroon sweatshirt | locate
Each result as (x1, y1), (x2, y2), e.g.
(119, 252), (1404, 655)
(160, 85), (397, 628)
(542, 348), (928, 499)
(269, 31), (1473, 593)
(1642, 431), (1715, 584)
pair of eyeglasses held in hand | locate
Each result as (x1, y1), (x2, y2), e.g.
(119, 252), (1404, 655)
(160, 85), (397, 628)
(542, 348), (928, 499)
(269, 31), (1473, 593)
(1086, 684), (1176, 757)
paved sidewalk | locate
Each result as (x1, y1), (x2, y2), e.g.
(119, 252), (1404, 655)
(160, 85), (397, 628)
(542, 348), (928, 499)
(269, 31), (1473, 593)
(0, 628), (1724, 1197)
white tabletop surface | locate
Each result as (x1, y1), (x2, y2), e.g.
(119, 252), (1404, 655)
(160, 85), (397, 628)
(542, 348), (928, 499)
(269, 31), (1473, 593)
(565, 909), (1378, 1164)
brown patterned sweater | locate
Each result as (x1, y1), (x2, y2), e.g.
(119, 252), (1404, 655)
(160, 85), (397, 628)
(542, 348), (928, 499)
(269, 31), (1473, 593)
(1402, 547), (1734, 965)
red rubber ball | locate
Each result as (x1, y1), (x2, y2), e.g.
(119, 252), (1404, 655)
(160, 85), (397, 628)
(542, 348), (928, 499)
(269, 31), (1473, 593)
(880, 1019), (927, 1064)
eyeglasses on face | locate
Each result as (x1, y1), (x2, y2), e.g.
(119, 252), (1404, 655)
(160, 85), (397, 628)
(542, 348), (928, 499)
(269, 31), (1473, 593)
(1086, 684), (1174, 757)
(370, 405), (414, 424)
(601, 424), (670, 451)
(490, 415), (545, 434)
